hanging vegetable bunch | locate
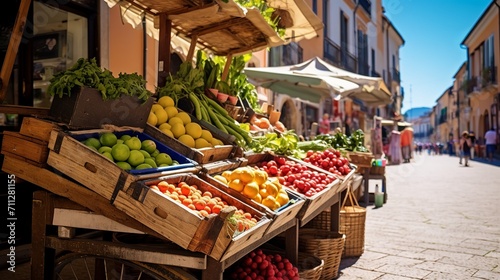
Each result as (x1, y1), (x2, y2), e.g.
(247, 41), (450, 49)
(48, 58), (152, 102)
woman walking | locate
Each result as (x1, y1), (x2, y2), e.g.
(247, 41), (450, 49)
(459, 131), (472, 167)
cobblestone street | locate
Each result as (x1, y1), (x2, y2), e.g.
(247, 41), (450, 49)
(338, 153), (500, 279)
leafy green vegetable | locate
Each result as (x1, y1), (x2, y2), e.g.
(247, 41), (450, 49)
(248, 130), (301, 156)
(314, 129), (369, 152)
(47, 58), (152, 102)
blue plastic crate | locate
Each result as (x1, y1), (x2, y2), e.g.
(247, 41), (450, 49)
(72, 130), (197, 175)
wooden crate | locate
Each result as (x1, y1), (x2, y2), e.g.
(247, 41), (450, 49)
(46, 129), (198, 201)
(245, 153), (343, 226)
(1, 131), (49, 165)
(199, 173), (305, 238)
(19, 117), (60, 142)
(144, 124), (242, 164)
(49, 86), (154, 129)
(133, 173), (270, 259)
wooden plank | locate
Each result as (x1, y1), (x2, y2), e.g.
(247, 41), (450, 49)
(0, 0), (31, 102)
(1, 131), (49, 163)
(0, 105), (50, 116)
(52, 208), (144, 234)
(31, 191), (56, 280)
(2, 156), (158, 236)
(19, 117), (60, 142)
(1, 150), (47, 168)
(157, 14), (171, 87)
(221, 54), (232, 82)
(45, 236), (207, 270)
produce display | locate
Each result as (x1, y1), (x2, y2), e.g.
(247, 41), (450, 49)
(302, 148), (352, 176)
(148, 179), (258, 232)
(80, 132), (179, 171)
(147, 96), (225, 149)
(213, 166), (290, 211)
(156, 52), (253, 147)
(314, 129), (369, 152)
(226, 249), (300, 280)
(48, 58), (152, 101)
(251, 156), (338, 197)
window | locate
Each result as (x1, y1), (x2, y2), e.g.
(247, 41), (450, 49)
(357, 30), (368, 75)
(340, 11), (348, 67)
(312, 0), (317, 14)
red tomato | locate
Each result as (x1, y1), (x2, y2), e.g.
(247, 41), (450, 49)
(267, 160), (277, 168)
(268, 165), (278, 175)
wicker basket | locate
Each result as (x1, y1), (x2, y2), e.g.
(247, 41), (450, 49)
(347, 151), (374, 167)
(299, 229), (345, 280)
(340, 187), (366, 257)
(297, 253), (324, 280)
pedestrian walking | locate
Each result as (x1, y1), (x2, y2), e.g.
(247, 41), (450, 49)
(319, 113), (330, 135)
(469, 131), (476, 159)
(460, 131), (472, 167)
(484, 128), (497, 162)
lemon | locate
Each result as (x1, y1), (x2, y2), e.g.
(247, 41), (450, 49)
(168, 116), (183, 126)
(160, 128), (174, 138)
(158, 123), (171, 131)
(120, 135), (132, 141)
(124, 137), (142, 150)
(153, 109), (168, 125)
(147, 112), (158, 126)
(155, 153), (172, 165)
(175, 112), (191, 125)
(135, 163), (153, 170)
(213, 175), (228, 184)
(221, 171), (232, 182)
(200, 130), (213, 143)
(84, 137), (101, 150)
(102, 151), (114, 161)
(165, 106), (178, 119)
(116, 161), (132, 170)
(178, 134), (195, 148)
(151, 103), (164, 113)
(195, 138), (210, 149)
(228, 179), (244, 192)
(127, 150), (145, 167)
(111, 143), (130, 162)
(98, 146), (113, 154)
(170, 123), (186, 138)
(99, 132), (118, 147)
(158, 96), (175, 108)
(185, 122), (202, 139)
(141, 139), (156, 154)
(239, 167), (255, 183)
(243, 181), (259, 199)
(254, 170), (268, 185)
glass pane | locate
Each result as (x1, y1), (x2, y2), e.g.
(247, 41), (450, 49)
(33, 1), (87, 108)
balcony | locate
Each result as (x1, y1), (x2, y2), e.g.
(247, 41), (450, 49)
(359, 0), (371, 17)
(324, 38), (357, 72)
(482, 66), (497, 87)
(438, 115), (447, 124)
(392, 67), (400, 83)
(465, 76), (479, 94)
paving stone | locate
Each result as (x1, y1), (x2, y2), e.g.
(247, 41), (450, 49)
(423, 271), (484, 280)
(472, 270), (500, 280)
(438, 255), (500, 271)
(485, 251), (500, 258)
(375, 264), (432, 279)
(376, 273), (419, 280)
(337, 267), (384, 279)
(414, 261), (478, 276)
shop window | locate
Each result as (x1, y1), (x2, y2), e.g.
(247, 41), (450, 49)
(33, 2), (88, 108)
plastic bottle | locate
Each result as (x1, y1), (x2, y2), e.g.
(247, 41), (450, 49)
(374, 184), (384, 208)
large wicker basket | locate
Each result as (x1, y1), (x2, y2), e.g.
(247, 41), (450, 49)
(297, 253), (324, 280)
(299, 229), (345, 280)
(340, 187), (366, 257)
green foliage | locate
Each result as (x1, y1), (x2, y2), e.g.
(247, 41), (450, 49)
(48, 58), (152, 102)
(234, 0), (285, 38)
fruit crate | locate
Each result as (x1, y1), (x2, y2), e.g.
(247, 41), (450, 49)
(199, 173), (305, 237)
(49, 86), (154, 129)
(46, 128), (198, 203)
(145, 121), (242, 165)
(245, 153), (342, 226)
(133, 173), (271, 260)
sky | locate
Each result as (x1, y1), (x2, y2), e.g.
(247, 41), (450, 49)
(382, 0), (493, 114)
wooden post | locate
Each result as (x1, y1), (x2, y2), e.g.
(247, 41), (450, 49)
(0, 0), (31, 103)
(157, 13), (171, 88)
(186, 35), (198, 63)
(221, 54), (233, 82)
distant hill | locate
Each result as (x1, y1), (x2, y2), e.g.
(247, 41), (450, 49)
(404, 107), (431, 121)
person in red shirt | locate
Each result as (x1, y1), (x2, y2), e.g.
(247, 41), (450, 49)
(319, 113), (330, 135)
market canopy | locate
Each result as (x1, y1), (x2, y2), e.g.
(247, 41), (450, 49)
(245, 56), (392, 106)
(244, 64), (360, 104)
(103, 0), (323, 57)
(291, 57), (392, 106)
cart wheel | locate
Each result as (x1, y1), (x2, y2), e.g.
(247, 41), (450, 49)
(53, 252), (173, 280)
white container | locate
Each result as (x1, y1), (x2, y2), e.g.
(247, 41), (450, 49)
(374, 184), (384, 208)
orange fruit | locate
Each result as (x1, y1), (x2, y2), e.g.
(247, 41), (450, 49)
(276, 192), (290, 206)
(265, 182), (279, 197)
(253, 170), (268, 185)
(187, 204), (196, 210)
(203, 191), (213, 198)
(204, 206), (212, 214)
(212, 205), (222, 214)
(199, 210), (209, 217)
(181, 185), (191, 196)
(239, 167), (255, 183)
(182, 198), (193, 207)
(228, 179), (245, 192)
(252, 193), (262, 203)
(194, 199), (206, 211)
(242, 181), (259, 199)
